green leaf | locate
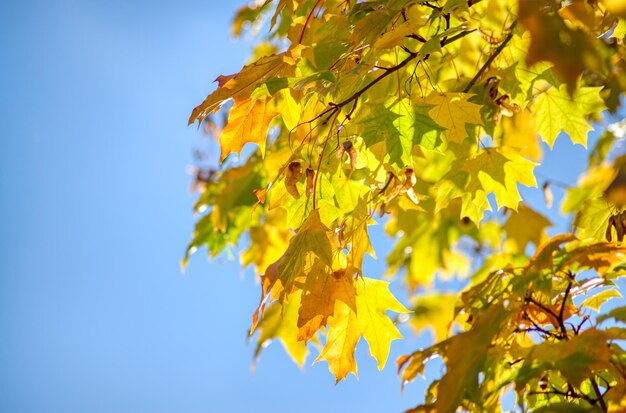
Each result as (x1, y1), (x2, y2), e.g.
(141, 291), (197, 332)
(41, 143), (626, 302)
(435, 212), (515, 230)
(533, 84), (605, 147)
(435, 303), (509, 413)
(597, 305), (626, 323)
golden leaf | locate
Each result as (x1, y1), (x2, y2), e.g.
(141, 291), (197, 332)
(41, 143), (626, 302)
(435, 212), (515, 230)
(219, 97), (279, 161)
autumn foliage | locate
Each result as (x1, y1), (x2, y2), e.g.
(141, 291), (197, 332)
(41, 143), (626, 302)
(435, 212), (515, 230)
(186, 0), (626, 411)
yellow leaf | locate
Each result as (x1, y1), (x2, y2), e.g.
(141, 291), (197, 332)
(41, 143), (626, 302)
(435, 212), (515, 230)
(581, 289), (622, 312)
(345, 198), (376, 276)
(562, 241), (626, 275)
(220, 97), (279, 161)
(373, 21), (414, 49)
(254, 291), (308, 368)
(277, 89), (300, 130)
(315, 300), (360, 382)
(517, 328), (615, 387)
(533, 84), (605, 148)
(355, 277), (408, 370)
(409, 293), (457, 342)
(603, 0), (626, 18)
(572, 197), (614, 242)
(503, 204), (551, 253)
(435, 303), (509, 413)
(464, 147), (538, 212)
(240, 213), (291, 277)
(501, 109), (541, 161)
(316, 277), (408, 382)
(527, 233), (577, 271)
(423, 93), (483, 144)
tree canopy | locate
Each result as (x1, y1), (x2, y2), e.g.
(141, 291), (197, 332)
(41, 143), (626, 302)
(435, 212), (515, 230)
(186, 1), (626, 411)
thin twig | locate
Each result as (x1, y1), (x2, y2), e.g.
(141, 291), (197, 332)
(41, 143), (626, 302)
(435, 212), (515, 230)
(462, 20), (517, 93)
(526, 295), (568, 339)
(299, 0), (323, 45)
(590, 378), (608, 412)
(558, 278), (573, 336)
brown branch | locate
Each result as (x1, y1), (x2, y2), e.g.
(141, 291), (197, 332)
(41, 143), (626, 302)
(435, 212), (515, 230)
(421, 2), (442, 11)
(462, 20), (516, 93)
(299, 0), (323, 45)
(301, 28), (478, 207)
(590, 378), (608, 412)
(528, 385), (596, 405)
(319, 28), (477, 119)
(559, 276), (573, 332)
(526, 295), (568, 339)
(406, 33), (427, 43)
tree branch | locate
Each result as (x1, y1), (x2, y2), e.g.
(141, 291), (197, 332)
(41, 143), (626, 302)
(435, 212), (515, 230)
(318, 28), (477, 121)
(559, 276), (573, 333)
(462, 20), (516, 93)
(525, 295), (568, 339)
(590, 377), (608, 412)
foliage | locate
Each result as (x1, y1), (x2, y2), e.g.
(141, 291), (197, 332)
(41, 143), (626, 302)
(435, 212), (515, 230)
(186, 0), (626, 411)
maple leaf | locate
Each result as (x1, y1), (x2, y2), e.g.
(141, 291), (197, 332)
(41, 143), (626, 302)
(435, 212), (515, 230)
(516, 328), (615, 388)
(603, 0), (626, 19)
(533, 84), (605, 147)
(356, 103), (408, 167)
(316, 277), (408, 382)
(464, 147), (537, 210)
(519, 0), (600, 95)
(401, 303), (509, 413)
(409, 293), (457, 342)
(254, 291), (308, 368)
(527, 233), (577, 271)
(500, 109), (541, 161)
(373, 20), (415, 50)
(344, 198), (376, 276)
(572, 197), (613, 242)
(503, 204), (551, 252)
(297, 262), (357, 341)
(422, 93), (483, 144)
(219, 97), (279, 161)
(355, 277), (408, 370)
(581, 289), (622, 312)
(456, 147), (537, 216)
(251, 209), (333, 332)
(240, 219), (291, 277)
(188, 45), (302, 125)
(561, 242), (626, 275)
(315, 300), (360, 382)
(392, 99), (445, 152)
(186, 1), (626, 409)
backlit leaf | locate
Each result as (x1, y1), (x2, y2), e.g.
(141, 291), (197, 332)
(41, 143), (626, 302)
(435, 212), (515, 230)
(219, 97), (279, 160)
(533, 84), (605, 148)
(423, 93), (483, 144)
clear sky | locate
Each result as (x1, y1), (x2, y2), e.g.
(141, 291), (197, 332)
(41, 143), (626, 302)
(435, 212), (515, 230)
(0, 1), (612, 413)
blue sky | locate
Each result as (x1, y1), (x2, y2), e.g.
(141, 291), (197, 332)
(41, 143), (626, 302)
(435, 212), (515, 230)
(0, 1), (615, 413)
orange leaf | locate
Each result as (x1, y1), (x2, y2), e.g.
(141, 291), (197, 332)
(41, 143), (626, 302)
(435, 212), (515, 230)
(297, 264), (356, 341)
(219, 97), (279, 161)
(519, 0), (599, 95)
(188, 46), (302, 124)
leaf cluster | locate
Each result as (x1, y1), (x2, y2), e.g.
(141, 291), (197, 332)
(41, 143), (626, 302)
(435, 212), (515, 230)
(186, 0), (626, 411)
